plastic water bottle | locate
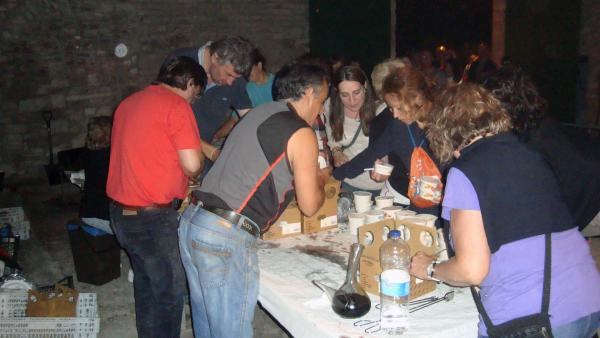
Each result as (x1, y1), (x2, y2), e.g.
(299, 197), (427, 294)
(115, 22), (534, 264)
(379, 229), (411, 335)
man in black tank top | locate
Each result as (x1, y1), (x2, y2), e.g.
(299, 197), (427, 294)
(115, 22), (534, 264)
(178, 62), (331, 338)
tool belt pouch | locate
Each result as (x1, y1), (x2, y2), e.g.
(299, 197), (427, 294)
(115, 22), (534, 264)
(26, 284), (78, 317)
(485, 313), (553, 338)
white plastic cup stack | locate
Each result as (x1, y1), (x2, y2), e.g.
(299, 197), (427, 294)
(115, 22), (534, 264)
(364, 210), (385, 224)
(375, 195), (394, 209)
(395, 209), (417, 221)
(353, 191), (372, 213)
(400, 217), (428, 227)
(414, 214), (438, 228)
(381, 206), (403, 219)
(348, 213), (366, 235)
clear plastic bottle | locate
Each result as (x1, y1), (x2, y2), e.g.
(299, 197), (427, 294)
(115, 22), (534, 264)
(379, 229), (411, 335)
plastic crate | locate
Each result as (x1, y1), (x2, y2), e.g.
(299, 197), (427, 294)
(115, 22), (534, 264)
(0, 208), (29, 240)
(0, 290), (99, 337)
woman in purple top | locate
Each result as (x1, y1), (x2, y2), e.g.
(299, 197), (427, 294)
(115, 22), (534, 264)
(410, 83), (600, 337)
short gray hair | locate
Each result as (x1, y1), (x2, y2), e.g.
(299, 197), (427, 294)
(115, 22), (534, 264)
(209, 36), (254, 77)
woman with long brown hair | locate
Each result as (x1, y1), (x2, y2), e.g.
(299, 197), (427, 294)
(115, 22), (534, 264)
(326, 65), (383, 193)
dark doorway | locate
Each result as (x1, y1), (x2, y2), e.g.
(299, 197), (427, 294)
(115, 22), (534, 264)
(395, 1), (493, 56)
(309, 0), (391, 76)
(505, 0), (581, 123)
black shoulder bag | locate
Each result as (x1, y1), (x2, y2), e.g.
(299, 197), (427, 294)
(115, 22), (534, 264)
(470, 233), (554, 338)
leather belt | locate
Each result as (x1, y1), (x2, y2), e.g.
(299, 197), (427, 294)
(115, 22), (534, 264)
(112, 200), (173, 212)
(192, 201), (260, 238)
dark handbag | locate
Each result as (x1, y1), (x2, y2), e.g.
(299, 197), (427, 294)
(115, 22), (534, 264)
(471, 233), (554, 338)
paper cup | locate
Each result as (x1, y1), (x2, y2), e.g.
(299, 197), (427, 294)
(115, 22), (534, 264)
(374, 162), (394, 176)
(348, 213), (366, 235)
(353, 191), (372, 213)
(381, 206), (403, 219)
(414, 213), (438, 228)
(399, 216), (428, 227)
(395, 209), (417, 221)
(364, 210), (385, 224)
(375, 195), (394, 209)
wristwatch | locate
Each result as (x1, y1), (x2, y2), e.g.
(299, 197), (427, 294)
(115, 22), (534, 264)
(426, 261), (441, 282)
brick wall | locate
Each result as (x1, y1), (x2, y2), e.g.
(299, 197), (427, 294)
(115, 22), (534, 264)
(0, 0), (309, 185)
(580, 0), (600, 125)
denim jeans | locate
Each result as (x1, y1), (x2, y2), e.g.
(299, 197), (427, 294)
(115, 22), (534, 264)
(478, 311), (600, 338)
(178, 204), (259, 338)
(110, 204), (185, 338)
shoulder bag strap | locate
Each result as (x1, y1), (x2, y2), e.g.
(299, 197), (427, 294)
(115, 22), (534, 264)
(541, 233), (551, 315)
(406, 124), (425, 148)
(470, 233), (552, 329)
(236, 151), (286, 214)
(340, 120), (363, 151)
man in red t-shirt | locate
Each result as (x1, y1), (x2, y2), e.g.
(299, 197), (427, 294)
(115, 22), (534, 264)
(106, 56), (206, 338)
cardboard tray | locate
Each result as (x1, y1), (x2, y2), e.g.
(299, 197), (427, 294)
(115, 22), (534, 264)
(0, 290), (99, 337)
(357, 219), (444, 300)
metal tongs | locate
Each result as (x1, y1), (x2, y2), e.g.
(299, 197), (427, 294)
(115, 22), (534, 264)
(353, 291), (456, 334)
(409, 290), (454, 313)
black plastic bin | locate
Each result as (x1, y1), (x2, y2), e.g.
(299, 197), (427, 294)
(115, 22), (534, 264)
(67, 221), (121, 285)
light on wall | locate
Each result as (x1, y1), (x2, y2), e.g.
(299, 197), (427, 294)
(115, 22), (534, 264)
(114, 43), (128, 58)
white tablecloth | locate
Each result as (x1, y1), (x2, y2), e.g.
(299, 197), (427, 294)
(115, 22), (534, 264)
(257, 229), (479, 338)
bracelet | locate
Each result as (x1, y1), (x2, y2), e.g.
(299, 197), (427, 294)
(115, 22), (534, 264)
(427, 261), (441, 282)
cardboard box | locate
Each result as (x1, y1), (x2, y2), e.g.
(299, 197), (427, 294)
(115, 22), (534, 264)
(357, 219), (442, 300)
(301, 179), (341, 234)
(261, 201), (303, 240)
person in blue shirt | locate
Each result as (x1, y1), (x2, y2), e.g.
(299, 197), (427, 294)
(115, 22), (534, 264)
(246, 48), (274, 107)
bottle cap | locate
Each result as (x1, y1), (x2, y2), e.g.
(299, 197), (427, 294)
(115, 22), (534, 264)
(389, 229), (401, 239)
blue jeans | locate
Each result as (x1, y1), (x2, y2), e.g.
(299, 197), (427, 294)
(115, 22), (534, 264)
(110, 204), (185, 338)
(178, 204), (259, 338)
(478, 311), (600, 338)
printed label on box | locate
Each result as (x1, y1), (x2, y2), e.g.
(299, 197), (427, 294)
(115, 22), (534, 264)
(281, 221), (301, 235)
(320, 215), (338, 228)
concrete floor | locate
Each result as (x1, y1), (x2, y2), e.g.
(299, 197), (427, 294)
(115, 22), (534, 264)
(4, 184), (600, 337)
(6, 185), (290, 338)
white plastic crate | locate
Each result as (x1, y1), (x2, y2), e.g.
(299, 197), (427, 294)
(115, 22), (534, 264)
(0, 290), (100, 337)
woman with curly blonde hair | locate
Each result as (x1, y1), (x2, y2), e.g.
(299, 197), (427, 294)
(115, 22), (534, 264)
(411, 83), (600, 338)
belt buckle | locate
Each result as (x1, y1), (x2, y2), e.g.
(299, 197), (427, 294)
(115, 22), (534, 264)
(239, 218), (258, 238)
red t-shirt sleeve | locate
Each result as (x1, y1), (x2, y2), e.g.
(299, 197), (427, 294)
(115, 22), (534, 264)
(167, 100), (202, 151)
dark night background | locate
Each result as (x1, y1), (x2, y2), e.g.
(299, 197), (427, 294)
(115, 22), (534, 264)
(396, 0), (492, 55)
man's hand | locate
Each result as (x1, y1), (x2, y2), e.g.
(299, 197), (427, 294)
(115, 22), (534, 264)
(333, 151), (349, 167)
(318, 167), (332, 187)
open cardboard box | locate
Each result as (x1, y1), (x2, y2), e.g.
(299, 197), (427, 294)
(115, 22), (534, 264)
(357, 218), (444, 300)
(261, 200), (303, 240)
(301, 178), (341, 234)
